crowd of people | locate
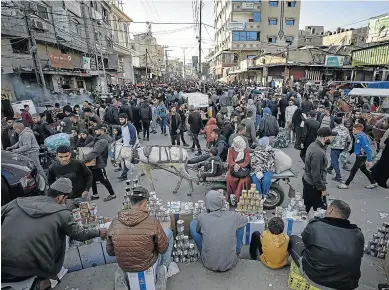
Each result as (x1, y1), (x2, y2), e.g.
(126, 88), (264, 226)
(1, 81), (389, 290)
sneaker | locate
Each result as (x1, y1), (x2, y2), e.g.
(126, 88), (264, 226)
(191, 147), (195, 152)
(114, 168), (122, 172)
(195, 152), (202, 156)
(230, 194), (237, 207)
(91, 195), (100, 200)
(332, 177), (344, 183)
(103, 195), (116, 202)
(337, 183), (349, 189)
(117, 176), (127, 182)
(164, 133), (168, 136)
(365, 183), (378, 189)
(183, 143), (190, 147)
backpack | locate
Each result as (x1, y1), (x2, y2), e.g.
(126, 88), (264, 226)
(105, 106), (119, 124)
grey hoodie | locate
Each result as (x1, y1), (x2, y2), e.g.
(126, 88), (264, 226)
(10, 127), (39, 155)
(1, 196), (99, 280)
(197, 190), (247, 272)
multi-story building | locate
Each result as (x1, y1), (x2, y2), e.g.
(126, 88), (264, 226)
(210, 0), (301, 79)
(298, 26), (324, 47)
(322, 27), (367, 47)
(1, 0), (124, 98)
(110, 0), (135, 85)
(130, 33), (164, 79)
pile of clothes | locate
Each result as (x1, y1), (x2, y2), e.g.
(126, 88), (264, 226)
(273, 128), (289, 149)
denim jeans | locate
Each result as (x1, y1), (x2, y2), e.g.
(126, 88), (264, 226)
(255, 114), (262, 130)
(159, 228), (174, 267)
(251, 172), (273, 196)
(330, 149), (342, 178)
(160, 116), (167, 134)
(189, 219), (244, 254)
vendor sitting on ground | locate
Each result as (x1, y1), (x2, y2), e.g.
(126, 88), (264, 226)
(1, 178), (105, 290)
(106, 186), (173, 275)
(189, 190), (248, 272)
(250, 137), (275, 197)
(289, 199), (364, 290)
(249, 217), (289, 269)
(196, 147), (223, 181)
(226, 136), (251, 206)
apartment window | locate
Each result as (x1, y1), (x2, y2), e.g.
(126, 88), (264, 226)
(232, 31), (259, 41)
(10, 38), (29, 54)
(36, 4), (48, 20)
(102, 7), (108, 23)
(269, 1), (278, 7)
(269, 18), (277, 25)
(287, 1), (296, 7)
(268, 36), (277, 43)
(286, 18), (295, 26)
(253, 12), (261, 22)
(285, 36), (294, 42)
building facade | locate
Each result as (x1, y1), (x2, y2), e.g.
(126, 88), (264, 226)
(297, 25), (324, 47)
(210, 0), (301, 79)
(366, 13), (389, 44)
(322, 27), (367, 47)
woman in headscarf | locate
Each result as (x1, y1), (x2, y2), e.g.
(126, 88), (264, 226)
(226, 136), (251, 206)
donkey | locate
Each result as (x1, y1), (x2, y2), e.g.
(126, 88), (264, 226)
(111, 142), (197, 196)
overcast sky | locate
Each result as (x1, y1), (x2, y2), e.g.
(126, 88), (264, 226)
(123, 0), (389, 61)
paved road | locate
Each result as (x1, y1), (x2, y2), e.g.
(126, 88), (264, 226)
(58, 131), (389, 290)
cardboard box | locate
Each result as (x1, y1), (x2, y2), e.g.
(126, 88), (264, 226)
(78, 242), (106, 269)
(170, 212), (193, 238)
(63, 247), (82, 272)
(283, 218), (308, 237)
(101, 240), (117, 264)
(243, 220), (266, 245)
(126, 261), (158, 290)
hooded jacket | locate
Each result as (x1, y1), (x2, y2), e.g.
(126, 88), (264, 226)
(1, 196), (99, 280)
(140, 103), (152, 121)
(259, 230), (290, 269)
(301, 217), (364, 290)
(331, 125), (351, 150)
(106, 209), (168, 272)
(353, 132), (373, 162)
(196, 190), (247, 272)
(9, 127), (40, 155)
(258, 108), (279, 138)
(21, 110), (33, 127)
(82, 135), (109, 169)
(205, 118), (217, 142)
(33, 121), (54, 145)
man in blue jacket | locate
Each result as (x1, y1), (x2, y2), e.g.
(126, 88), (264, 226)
(338, 123), (378, 189)
(117, 113), (139, 182)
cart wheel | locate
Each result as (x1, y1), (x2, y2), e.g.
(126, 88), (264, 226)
(263, 183), (285, 210)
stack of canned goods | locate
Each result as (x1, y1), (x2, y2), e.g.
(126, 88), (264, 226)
(365, 222), (389, 259)
(148, 192), (170, 222)
(172, 220), (199, 263)
(193, 200), (206, 219)
(167, 201), (181, 214)
(122, 178), (140, 210)
(236, 185), (264, 214)
(285, 192), (308, 220)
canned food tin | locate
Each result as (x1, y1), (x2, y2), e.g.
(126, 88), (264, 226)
(174, 257), (180, 263)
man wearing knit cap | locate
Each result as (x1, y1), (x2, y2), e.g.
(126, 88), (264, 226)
(2, 178), (106, 289)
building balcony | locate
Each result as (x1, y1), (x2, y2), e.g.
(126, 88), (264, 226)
(231, 41), (263, 50)
(232, 2), (261, 12)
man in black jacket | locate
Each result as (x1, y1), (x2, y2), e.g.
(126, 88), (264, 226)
(1, 178), (106, 288)
(300, 110), (320, 162)
(140, 100), (152, 141)
(277, 95), (288, 128)
(211, 128), (229, 162)
(188, 105), (203, 156)
(303, 127), (336, 212)
(301, 96), (314, 114)
(289, 199), (364, 290)
(119, 100), (133, 123)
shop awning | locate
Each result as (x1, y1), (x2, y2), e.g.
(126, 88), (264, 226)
(348, 88), (389, 97)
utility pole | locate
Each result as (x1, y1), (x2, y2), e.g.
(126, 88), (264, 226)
(24, 5), (47, 93)
(183, 48), (186, 79)
(145, 48), (148, 80)
(284, 41), (291, 87)
(198, 0), (203, 76)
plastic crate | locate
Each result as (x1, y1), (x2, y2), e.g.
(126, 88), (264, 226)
(288, 261), (320, 290)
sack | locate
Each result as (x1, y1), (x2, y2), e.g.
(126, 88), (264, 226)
(44, 133), (70, 151)
(274, 149), (292, 173)
(273, 129), (289, 149)
(78, 147), (96, 167)
(230, 166), (250, 178)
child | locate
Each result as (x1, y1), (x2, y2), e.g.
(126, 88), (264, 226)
(197, 147), (223, 181)
(112, 126), (122, 172)
(249, 217), (290, 269)
(205, 117), (217, 149)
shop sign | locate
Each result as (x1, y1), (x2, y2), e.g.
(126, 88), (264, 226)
(82, 57), (91, 70)
(48, 53), (73, 69)
(242, 3), (254, 9)
(227, 22), (246, 31)
(325, 55), (344, 67)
